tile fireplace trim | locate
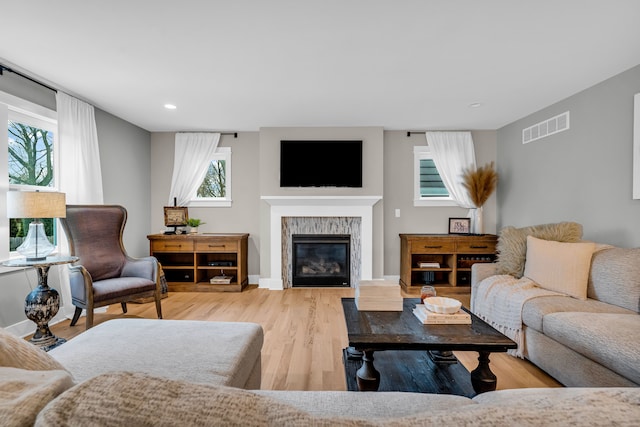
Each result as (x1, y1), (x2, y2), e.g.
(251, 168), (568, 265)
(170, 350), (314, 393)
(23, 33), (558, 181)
(260, 196), (382, 290)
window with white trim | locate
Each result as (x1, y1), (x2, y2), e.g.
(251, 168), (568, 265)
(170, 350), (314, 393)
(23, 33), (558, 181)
(4, 97), (60, 255)
(413, 146), (456, 207)
(189, 146), (232, 207)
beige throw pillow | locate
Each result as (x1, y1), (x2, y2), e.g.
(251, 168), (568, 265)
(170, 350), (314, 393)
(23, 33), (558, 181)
(523, 236), (596, 300)
(496, 222), (583, 278)
(0, 328), (68, 372)
(0, 367), (74, 427)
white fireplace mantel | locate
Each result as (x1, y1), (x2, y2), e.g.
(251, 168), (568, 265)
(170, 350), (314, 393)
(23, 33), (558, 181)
(260, 195), (382, 290)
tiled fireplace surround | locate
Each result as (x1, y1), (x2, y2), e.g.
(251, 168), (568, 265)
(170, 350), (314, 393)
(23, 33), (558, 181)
(261, 196), (382, 290)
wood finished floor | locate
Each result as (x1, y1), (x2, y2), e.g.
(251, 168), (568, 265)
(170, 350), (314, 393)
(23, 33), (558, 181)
(49, 287), (562, 391)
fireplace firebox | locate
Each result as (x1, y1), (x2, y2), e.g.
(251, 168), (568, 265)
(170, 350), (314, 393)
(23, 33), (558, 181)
(291, 234), (350, 287)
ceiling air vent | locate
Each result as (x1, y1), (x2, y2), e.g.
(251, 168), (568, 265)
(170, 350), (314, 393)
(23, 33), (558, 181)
(522, 111), (570, 144)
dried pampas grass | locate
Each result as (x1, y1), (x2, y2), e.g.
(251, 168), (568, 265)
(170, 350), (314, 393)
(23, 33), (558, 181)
(462, 161), (498, 208)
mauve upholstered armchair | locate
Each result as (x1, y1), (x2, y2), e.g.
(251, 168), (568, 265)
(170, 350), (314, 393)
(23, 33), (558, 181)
(60, 205), (162, 329)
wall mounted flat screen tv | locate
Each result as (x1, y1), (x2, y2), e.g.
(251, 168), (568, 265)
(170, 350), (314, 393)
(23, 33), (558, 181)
(280, 140), (363, 188)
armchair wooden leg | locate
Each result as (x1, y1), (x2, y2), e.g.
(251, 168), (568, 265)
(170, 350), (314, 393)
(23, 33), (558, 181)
(155, 295), (163, 319)
(86, 308), (94, 330)
(70, 307), (82, 326)
(121, 302), (127, 313)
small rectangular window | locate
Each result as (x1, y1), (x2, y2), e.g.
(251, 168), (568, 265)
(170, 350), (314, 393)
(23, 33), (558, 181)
(414, 146), (456, 207)
(190, 147), (232, 207)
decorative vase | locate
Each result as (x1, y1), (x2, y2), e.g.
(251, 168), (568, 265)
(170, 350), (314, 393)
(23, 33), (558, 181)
(188, 226), (198, 234)
(475, 206), (484, 235)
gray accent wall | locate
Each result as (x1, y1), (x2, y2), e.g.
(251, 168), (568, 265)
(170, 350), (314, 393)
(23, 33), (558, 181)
(497, 64), (640, 247)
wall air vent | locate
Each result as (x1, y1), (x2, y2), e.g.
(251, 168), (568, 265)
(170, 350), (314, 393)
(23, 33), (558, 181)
(522, 111), (570, 144)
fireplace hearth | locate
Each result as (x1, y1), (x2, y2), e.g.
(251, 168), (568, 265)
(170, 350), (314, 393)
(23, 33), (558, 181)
(291, 234), (350, 287)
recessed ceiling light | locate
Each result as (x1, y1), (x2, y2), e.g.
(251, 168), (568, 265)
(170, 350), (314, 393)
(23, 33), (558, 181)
(468, 102), (483, 108)
(164, 104), (177, 110)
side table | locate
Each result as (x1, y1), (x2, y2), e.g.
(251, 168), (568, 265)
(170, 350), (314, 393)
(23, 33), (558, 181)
(2, 256), (78, 351)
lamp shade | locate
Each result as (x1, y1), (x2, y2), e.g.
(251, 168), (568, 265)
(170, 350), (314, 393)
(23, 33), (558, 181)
(7, 191), (66, 218)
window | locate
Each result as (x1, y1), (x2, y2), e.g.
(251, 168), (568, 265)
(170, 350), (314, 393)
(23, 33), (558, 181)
(413, 146), (456, 207)
(189, 147), (231, 207)
(6, 104), (59, 253)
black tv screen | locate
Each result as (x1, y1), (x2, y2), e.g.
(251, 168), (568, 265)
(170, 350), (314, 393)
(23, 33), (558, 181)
(280, 140), (363, 187)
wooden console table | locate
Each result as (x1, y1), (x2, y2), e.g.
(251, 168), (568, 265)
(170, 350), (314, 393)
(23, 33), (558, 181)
(399, 234), (497, 295)
(147, 233), (249, 292)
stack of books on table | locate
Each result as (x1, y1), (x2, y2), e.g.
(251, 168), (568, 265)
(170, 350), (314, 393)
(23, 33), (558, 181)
(412, 304), (471, 324)
(355, 280), (403, 311)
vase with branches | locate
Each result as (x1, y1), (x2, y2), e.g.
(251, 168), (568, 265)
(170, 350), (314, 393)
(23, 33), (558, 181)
(462, 161), (498, 234)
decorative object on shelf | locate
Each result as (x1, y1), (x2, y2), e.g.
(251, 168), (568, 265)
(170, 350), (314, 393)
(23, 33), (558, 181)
(163, 206), (188, 234)
(461, 161), (498, 234)
(7, 190), (66, 261)
(186, 218), (204, 234)
(448, 217), (471, 234)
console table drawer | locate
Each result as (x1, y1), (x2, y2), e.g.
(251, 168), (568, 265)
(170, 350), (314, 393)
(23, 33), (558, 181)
(152, 240), (194, 252)
(457, 239), (496, 253)
(195, 239), (239, 252)
(411, 240), (455, 253)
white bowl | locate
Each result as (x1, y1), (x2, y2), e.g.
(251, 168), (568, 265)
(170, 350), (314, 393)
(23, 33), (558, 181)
(423, 297), (462, 314)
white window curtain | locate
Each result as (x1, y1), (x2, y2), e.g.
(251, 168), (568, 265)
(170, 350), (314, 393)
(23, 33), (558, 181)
(168, 132), (220, 206)
(56, 92), (104, 204)
(56, 91), (104, 319)
(426, 131), (480, 230)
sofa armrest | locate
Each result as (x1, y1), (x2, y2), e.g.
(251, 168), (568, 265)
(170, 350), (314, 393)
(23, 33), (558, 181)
(471, 263), (498, 310)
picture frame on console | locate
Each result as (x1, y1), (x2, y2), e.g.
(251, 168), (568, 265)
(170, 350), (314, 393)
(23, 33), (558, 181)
(448, 217), (470, 235)
(164, 206), (189, 234)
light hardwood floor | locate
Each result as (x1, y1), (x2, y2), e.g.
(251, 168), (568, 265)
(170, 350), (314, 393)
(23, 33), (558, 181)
(49, 287), (561, 391)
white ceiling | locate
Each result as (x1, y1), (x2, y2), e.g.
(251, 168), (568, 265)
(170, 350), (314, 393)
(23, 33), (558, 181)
(2, 1), (640, 132)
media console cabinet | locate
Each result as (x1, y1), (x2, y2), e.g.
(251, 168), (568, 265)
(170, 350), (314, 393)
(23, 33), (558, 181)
(147, 233), (249, 292)
(399, 234), (497, 295)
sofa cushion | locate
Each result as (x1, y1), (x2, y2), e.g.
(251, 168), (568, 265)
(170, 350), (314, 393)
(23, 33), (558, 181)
(495, 222), (583, 278)
(0, 327), (68, 372)
(589, 247), (640, 313)
(523, 236), (595, 300)
(48, 318), (263, 388)
(543, 312), (640, 385)
(522, 295), (634, 333)
(255, 390), (475, 419)
(0, 367), (74, 427)
(35, 371), (640, 426)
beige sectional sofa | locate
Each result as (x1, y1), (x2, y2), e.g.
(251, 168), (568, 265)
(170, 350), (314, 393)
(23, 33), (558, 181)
(471, 223), (640, 388)
(1, 317), (640, 425)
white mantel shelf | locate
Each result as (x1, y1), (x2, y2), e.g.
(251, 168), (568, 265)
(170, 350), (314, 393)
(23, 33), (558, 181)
(260, 195), (382, 290)
(261, 196), (382, 206)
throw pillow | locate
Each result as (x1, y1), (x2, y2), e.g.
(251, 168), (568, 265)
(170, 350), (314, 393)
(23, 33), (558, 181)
(0, 367), (74, 427)
(496, 222), (583, 278)
(0, 327), (68, 372)
(523, 236), (596, 300)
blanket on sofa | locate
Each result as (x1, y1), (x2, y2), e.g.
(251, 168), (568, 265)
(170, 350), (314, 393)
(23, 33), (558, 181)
(472, 275), (561, 357)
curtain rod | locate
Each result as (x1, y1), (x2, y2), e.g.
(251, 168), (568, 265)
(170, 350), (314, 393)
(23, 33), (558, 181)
(0, 64), (57, 93)
(221, 132), (238, 138)
(406, 131), (426, 137)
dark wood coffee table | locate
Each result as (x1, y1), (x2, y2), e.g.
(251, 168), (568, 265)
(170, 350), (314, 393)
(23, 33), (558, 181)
(341, 298), (517, 395)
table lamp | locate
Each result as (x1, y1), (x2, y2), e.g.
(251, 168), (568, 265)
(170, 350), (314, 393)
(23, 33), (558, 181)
(7, 190), (66, 261)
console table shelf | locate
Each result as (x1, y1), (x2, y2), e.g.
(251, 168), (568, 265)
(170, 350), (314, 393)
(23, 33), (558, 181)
(399, 234), (497, 295)
(147, 233), (249, 292)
